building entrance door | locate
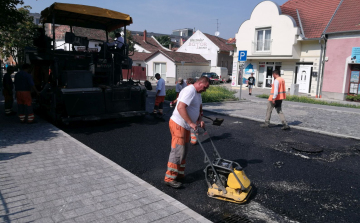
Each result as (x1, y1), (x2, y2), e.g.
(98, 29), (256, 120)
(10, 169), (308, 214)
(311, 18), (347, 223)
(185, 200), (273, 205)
(265, 66), (273, 88)
(297, 65), (311, 93)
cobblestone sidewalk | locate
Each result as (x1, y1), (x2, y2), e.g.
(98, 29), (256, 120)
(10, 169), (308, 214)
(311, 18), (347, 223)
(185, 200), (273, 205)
(203, 98), (360, 140)
(0, 100), (210, 223)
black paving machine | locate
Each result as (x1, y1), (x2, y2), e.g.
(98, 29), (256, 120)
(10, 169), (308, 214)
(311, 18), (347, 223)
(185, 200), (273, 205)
(26, 3), (146, 124)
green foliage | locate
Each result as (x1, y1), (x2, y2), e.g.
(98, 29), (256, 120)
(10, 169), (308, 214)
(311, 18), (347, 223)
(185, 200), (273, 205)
(256, 94), (360, 109)
(165, 86), (237, 103)
(346, 94), (360, 101)
(0, 6), (37, 66)
(155, 36), (171, 48)
(0, 0), (25, 32)
(165, 88), (177, 101)
(201, 86), (237, 103)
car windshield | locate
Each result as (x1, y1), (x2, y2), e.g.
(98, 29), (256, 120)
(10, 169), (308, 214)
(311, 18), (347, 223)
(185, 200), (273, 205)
(202, 73), (217, 77)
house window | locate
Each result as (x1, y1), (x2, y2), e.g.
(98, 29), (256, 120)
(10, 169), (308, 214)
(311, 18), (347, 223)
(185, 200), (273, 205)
(256, 28), (271, 51)
(154, 63), (166, 78)
(349, 65), (360, 94)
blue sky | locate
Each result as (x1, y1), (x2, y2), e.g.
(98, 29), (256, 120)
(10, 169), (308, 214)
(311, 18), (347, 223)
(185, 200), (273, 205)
(21, 0), (288, 39)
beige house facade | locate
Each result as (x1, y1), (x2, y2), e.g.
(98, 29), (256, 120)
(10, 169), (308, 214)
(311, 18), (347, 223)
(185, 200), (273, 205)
(233, 1), (324, 96)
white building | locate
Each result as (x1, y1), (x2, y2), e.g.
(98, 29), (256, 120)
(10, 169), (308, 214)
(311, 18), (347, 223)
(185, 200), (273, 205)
(233, 0), (341, 96)
(145, 50), (210, 84)
(177, 30), (234, 76)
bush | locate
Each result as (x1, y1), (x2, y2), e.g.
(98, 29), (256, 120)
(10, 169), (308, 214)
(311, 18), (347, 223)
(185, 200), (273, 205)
(346, 94), (360, 101)
(256, 94), (360, 109)
(165, 86), (237, 103)
(165, 88), (177, 101)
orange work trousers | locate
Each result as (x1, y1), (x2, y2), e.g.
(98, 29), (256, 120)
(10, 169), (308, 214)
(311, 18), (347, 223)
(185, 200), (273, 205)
(164, 119), (190, 182)
(16, 91), (34, 123)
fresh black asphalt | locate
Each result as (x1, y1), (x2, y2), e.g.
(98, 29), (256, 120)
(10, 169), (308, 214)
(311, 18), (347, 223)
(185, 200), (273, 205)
(58, 93), (360, 223)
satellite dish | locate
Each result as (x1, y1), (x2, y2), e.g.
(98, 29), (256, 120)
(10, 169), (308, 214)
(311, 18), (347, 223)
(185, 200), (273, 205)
(215, 31), (220, 36)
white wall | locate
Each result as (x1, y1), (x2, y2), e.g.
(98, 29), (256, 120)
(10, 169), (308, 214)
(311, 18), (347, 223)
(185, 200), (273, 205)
(177, 30), (219, 67)
(235, 1), (300, 57)
(176, 64), (210, 81)
(146, 53), (176, 83)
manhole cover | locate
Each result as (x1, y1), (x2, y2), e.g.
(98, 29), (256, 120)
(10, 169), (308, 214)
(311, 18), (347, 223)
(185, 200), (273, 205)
(291, 143), (323, 153)
(216, 214), (252, 223)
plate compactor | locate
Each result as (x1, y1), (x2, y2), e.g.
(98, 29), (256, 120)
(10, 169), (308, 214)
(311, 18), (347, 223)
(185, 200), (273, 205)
(195, 128), (252, 203)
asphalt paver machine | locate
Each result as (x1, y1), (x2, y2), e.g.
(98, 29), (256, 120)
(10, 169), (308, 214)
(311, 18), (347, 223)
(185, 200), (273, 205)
(26, 3), (146, 124)
(196, 128), (252, 203)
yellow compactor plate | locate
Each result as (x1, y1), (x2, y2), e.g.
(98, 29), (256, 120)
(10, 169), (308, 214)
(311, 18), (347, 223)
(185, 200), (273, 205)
(207, 185), (252, 204)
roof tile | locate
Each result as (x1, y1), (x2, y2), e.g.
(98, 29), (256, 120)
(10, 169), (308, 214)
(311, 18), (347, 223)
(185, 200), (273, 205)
(203, 33), (234, 51)
(326, 0), (360, 33)
(280, 0), (342, 38)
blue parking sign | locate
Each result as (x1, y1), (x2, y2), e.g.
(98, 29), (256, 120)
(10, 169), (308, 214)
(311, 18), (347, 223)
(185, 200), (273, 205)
(238, 51), (247, 61)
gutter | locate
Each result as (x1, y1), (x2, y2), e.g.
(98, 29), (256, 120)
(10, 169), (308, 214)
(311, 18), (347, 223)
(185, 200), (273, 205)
(296, 9), (305, 38)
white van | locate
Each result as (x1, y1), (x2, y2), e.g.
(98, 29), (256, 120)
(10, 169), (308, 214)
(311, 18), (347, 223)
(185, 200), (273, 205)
(210, 67), (230, 83)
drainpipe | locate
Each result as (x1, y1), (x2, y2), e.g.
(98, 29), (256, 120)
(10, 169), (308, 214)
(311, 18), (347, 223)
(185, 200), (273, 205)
(315, 37), (324, 98)
(319, 35), (328, 98)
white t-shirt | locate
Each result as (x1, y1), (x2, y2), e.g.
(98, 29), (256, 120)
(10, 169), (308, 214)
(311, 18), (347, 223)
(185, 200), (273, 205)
(107, 36), (124, 49)
(156, 78), (166, 96)
(171, 85), (202, 130)
(175, 83), (183, 93)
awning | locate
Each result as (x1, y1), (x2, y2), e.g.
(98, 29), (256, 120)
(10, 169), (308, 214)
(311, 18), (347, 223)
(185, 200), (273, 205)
(41, 2), (133, 32)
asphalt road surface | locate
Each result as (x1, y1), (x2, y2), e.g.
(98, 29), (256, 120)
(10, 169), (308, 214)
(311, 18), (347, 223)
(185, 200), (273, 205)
(58, 93), (360, 223)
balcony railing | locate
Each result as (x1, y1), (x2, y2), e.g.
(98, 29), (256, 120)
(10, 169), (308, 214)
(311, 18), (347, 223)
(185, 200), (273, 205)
(252, 39), (272, 55)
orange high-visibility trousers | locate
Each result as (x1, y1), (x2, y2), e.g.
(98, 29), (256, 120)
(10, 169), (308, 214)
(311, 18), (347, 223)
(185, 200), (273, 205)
(164, 119), (190, 182)
(190, 130), (197, 145)
(16, 91), (34, 123)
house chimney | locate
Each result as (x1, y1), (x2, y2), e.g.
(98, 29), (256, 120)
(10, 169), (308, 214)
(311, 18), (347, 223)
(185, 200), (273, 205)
(143, 30), (147, 42)
(169, 43), (172, 50)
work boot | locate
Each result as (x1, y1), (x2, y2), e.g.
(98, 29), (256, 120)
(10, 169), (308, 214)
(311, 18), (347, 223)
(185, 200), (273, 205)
(260, 122), (270, 128)
(164, 180), (182, 188)
(281, 125), (290, 130)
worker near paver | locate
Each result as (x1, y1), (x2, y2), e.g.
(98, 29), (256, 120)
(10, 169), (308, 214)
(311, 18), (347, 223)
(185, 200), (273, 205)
(247, 72), (255, 95)
(260, 70), (290, 130)
(2, 67), (15, 115)
(164, 76), (210, 188)
(14, 64), (39, 124)
(170, 78), (184, 107)
(107, 32), (124, 50)
(153, 73), (166, 117)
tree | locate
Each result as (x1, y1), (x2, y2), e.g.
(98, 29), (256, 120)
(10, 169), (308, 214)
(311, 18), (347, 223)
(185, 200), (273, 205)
(155, 35), (172, 48)
(0, 6), (38, 66)
(0, 0), (25, 32)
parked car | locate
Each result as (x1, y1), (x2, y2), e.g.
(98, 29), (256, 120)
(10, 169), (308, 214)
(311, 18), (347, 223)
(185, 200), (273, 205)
(198, 72), (221, 84)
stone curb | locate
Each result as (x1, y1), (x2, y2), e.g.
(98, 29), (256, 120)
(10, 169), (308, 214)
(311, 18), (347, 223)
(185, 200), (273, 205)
(203, 109), (360, 141)
(58, 129), (212, 223)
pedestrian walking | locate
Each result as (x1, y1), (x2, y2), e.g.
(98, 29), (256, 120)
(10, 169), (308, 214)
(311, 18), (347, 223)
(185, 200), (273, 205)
(2, 67), (15, 115)
(170, 78), (184, 107)
(247, 72), (255, 95)
(153, 73), (165, 117)
(14, 64), (39, 124)
(260, 70), (290, 130)
(164, 76), (210, 188)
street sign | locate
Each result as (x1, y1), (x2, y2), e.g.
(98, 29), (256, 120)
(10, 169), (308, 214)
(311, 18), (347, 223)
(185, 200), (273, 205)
(238, 50), (247, 61)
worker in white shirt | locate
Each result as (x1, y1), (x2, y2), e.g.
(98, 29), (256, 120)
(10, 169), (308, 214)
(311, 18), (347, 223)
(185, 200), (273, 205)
(107, 33), (124, 50)
(153, 73), (166, 117)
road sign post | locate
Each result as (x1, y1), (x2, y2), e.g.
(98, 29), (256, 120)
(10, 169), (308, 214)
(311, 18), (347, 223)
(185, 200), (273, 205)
(238, 51), (247, 100)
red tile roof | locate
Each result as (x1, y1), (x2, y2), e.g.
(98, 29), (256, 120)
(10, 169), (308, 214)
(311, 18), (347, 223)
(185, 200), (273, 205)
(132, 35), (166, 53)
(226, 37), (236, 44)
(145, 50), (208, 63)
(280, 0), (341, 39)
(326, 0), (360, 34)
(130, 52), (152, 61)
(203, 33), (234, 52)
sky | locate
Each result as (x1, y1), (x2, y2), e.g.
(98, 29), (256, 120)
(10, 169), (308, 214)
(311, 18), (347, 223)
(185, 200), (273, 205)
(21, 0), (288, 39)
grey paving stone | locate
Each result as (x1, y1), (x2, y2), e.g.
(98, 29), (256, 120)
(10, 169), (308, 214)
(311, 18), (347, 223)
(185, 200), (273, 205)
(113, 210), (136, 222)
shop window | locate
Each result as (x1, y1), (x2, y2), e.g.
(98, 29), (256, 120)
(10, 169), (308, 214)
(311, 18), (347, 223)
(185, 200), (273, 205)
(349, 70), (360, 94)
